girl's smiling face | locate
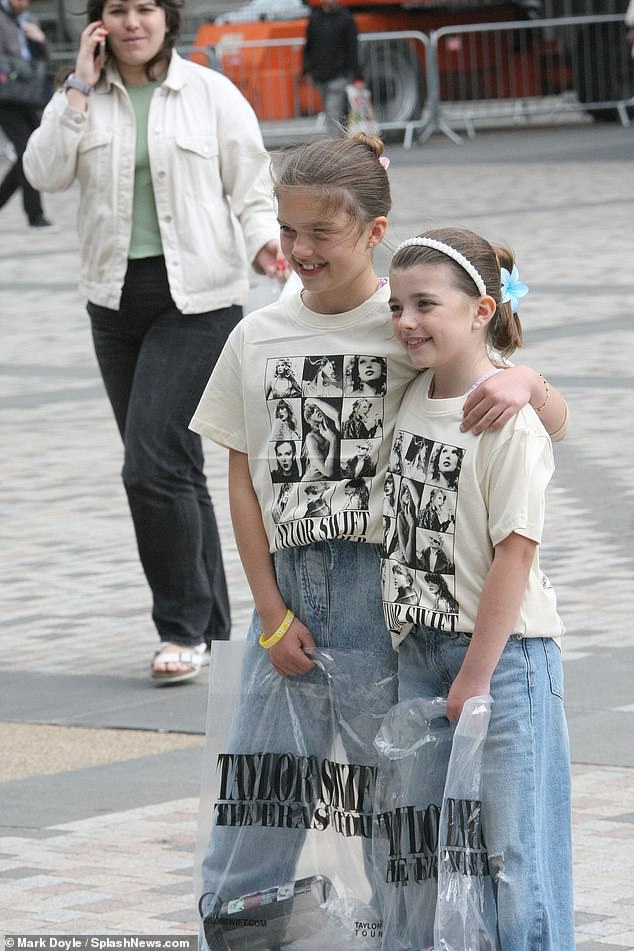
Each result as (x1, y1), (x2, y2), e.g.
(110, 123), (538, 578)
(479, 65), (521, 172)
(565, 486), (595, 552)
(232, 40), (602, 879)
(389, 262), (479, 371)
(277, 188), (386, 314)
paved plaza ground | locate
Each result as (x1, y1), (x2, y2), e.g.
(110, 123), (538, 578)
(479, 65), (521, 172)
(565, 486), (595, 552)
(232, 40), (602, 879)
(1, 121), (633, 948)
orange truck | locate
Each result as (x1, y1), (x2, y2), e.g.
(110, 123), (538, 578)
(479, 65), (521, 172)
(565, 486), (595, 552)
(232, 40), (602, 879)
(192, 0), (628, 126)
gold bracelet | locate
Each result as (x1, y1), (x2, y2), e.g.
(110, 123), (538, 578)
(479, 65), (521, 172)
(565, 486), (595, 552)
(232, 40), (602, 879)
(534, 374), (550, 414)
(259, 608), (295, 649)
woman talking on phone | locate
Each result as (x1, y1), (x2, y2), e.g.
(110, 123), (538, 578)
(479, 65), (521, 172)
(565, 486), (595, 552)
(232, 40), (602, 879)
(23, 0), (282, 685)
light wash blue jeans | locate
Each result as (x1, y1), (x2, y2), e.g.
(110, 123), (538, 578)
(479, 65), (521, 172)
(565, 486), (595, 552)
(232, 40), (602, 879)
(398, 626), (575, 951)
(199, 541), (398, 925)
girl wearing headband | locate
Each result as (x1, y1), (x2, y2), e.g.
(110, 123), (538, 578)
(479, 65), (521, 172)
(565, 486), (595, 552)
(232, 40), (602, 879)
(190, 139), (570, 946)
(382, 226), (573, 949)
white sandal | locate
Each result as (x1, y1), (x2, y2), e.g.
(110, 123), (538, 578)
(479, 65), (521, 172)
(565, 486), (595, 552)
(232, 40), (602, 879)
(151, 641), (207, 686)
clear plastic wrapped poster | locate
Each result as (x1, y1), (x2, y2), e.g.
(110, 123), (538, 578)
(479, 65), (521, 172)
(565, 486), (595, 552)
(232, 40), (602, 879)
(195, 641), (397, 950)
(373, 695), (498, 951)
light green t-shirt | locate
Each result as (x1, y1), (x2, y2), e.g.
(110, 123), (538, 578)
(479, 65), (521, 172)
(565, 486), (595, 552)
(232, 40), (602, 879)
(127, 80), (163, 259)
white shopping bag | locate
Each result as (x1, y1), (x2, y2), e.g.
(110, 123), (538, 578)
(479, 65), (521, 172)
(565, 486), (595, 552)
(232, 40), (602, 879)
(244, 272), (283, 315)
(346, 83), (381, 136)
(196, 641), (397, 950)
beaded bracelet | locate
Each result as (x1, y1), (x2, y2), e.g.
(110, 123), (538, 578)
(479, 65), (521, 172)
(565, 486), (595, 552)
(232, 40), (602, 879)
(534, 374), (550, 414)
(259, 608), (295, 649)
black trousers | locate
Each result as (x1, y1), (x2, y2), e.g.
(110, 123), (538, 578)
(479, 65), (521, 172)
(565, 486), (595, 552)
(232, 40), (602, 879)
(88, 257), (240, 647)
(0, 102), (44, 221)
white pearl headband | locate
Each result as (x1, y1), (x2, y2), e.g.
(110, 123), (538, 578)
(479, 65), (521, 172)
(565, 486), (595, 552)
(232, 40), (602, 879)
(394, 237), (487, 297)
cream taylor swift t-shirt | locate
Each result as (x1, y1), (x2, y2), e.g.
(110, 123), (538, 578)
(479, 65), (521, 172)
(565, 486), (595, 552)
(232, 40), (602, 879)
(190, 283), (417, 553)
(382, 368), (564, 648)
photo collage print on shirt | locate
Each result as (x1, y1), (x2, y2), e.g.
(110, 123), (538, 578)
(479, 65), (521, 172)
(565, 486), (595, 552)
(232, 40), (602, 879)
(265, 353), (388, 545)
(383, 430), (465, 631)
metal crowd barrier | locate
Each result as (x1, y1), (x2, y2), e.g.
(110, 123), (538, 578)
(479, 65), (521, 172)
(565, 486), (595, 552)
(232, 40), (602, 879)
(43, 15), (633, 148)
(359, 31), (429, 148)
(421, 13), (634, 142)
(187, 30), (430, 149)
(197, 16), (632, 147)
(46, 34), (429, 148)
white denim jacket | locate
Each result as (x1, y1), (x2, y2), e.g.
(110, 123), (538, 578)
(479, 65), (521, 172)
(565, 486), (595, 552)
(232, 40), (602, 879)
(23, 52), (279, 314)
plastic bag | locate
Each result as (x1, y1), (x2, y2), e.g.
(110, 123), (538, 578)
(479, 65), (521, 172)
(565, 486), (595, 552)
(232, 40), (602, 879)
(372, 697), (453, 951)
(245, 268), (300, 316)
(373, 695), (497, 951)
(435, 696), (497, 951)
(346, 83), (381, 136)
(195, 641), (397, 950)
(244, 272), (283, 315)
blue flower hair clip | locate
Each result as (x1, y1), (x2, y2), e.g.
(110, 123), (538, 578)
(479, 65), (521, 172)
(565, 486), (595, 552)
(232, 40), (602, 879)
(500, 265), (528, 313)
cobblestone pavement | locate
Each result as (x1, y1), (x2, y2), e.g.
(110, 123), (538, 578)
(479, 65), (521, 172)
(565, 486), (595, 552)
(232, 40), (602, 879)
(1, 123), (633, 948)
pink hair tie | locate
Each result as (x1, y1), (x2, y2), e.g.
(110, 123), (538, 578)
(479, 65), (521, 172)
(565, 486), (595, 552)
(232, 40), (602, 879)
(378, 156), (390, 170)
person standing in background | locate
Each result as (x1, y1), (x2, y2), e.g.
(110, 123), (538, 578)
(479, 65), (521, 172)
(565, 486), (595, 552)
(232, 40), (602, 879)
(303, 0), (363, 137)
(0, 0), (51, 227)
(23, 0), (283, 685)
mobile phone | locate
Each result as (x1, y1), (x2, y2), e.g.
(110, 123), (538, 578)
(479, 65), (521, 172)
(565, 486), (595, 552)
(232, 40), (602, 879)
(203, 875), (333, 950)
(94, 38), (106, 60)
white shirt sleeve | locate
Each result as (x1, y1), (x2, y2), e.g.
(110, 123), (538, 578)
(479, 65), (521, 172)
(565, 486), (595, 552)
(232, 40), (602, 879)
(189, 326), (248, 453)
(483, 424), (554, 548)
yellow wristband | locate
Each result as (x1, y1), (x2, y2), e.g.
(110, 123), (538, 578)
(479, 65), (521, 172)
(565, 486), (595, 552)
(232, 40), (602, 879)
(259, 609), (295, 649)
(534, 374), (550, 414)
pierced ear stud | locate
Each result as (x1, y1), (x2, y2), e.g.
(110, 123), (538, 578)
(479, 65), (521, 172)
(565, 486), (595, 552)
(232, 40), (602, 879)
(473, 320), (481, 328)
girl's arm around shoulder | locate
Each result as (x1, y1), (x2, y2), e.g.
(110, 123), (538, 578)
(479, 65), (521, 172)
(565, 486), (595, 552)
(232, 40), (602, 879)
(229, 450), (316, 676)
(461, 365), (569, 440)
(447, 531), (537, 721)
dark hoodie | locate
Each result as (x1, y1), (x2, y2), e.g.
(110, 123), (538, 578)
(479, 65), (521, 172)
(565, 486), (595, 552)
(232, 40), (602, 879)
(303, 4), (362, 83)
